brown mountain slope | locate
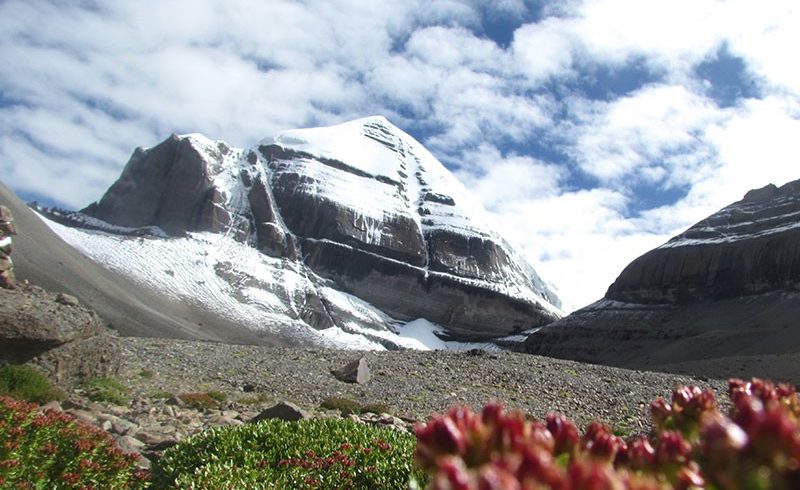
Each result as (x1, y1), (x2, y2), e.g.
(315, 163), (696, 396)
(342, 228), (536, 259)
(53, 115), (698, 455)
(0, 181), (293, 346)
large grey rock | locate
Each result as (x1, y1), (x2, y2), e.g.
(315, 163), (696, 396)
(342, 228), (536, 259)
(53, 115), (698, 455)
(524, 179), (800, 371)
(251, 401), (308, 422)
(0, 285), (104, 363)
(332, 357), (371, 384)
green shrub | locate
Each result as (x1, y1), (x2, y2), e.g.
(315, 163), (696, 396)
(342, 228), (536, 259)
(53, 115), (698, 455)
(0, 364), (63, 403)
(0, 395), (149, 488)
(151, 418), (425, 489)
(85, 377), (130, 406)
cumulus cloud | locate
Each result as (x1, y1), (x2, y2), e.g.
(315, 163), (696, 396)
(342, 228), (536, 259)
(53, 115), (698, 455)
(1, 0), (798, 310)
(569, 84), (724, 185)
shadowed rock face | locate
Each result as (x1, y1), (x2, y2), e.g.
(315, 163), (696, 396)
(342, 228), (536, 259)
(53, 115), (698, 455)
(88, 135), (228, 234)
(524, 178), (800, 369)
(607, 180), (800, 304)
(79, 118), (563, 342)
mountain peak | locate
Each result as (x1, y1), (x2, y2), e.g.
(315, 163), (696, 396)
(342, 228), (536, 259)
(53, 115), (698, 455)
(70, 116), (563, 348)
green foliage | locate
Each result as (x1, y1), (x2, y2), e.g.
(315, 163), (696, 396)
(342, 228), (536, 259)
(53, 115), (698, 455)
(0, 364), (63, 403)
(320, 396), (390, 416)
(0, 395), (149, 488)
(85, 377), (130, 406)
(151, 418), (425, 489)
(177, 391), (225, 410)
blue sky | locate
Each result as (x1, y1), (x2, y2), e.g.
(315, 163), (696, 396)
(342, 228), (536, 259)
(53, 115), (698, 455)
(1, 0), (799, 310)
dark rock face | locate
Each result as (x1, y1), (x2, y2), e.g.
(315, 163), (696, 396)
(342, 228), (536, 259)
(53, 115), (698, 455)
(263, 144), (428, 267)
(79, 118), (563, 342)
(89, 135), (224, 234)
(302, 239), (549, 340)
(524, 179), (800, 368)
(607, 180), (800, 304)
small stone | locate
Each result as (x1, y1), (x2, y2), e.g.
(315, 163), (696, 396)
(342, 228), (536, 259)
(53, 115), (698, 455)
(40, 401), (63, 412)
(221, 410), (240, 419)
(250, 401), (308, 423)
(55, 292), (80, 307)
(331, 357), (371, 384)
(116, 435), (145, 452)
(68, 409), (98, 425)
(166, 395), (184, 407)
(134, 430), (178, 449)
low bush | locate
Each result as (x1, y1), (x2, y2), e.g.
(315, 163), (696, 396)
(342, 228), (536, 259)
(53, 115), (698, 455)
(0, 364), (63, 403)
(177, 391), (226, 410)
(415, 377), (800, 489)
(151, 418), (425, 489)
(85, 377), (130, 406)
(0, 395), (149, 488)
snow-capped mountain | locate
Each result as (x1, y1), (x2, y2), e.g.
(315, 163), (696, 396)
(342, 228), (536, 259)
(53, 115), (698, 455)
(524, 179), (800, 367)
(42, 116), (563, 350)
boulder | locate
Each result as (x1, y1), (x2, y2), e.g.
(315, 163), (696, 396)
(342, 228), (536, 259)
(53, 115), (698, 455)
(250, 401), (308, 422)
(331, 357), (371, 384)
(0, 285), (105, 364)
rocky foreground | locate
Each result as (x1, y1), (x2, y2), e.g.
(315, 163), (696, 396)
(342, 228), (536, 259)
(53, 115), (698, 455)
(29, 337), (728, 469)
(3, 282), (730, 470)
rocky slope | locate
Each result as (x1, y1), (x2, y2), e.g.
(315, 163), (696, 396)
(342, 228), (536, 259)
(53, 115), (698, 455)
(40, 116), (562, 348)
(2, 181), (286, 346)
(524, 179), (800, 373)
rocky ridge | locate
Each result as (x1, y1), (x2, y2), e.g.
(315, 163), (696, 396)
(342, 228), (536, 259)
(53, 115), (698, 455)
(524, 179), (800, 370)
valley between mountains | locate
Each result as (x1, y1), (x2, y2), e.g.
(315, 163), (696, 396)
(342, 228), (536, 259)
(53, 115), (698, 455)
(1, 115), (799, 473)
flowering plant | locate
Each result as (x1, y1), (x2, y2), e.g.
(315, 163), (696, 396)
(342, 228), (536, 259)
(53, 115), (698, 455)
(414, 378), (800, 489)
(0, 396), (149, 489)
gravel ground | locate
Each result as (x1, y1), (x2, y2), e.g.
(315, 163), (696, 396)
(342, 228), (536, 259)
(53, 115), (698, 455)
(113, 337), (728, 434)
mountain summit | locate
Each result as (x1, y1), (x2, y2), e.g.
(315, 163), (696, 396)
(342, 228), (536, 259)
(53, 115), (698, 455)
(47, 116), (562, 349)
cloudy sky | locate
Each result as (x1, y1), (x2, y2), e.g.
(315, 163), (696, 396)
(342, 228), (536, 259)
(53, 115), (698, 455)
(2, 0), (799, 311)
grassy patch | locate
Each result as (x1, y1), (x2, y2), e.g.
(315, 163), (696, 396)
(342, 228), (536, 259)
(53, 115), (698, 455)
(0, 364), (63, 403)
(85, 377), (130, 406)
(178, 391), (226, 410)
(151, 418), (425, 489)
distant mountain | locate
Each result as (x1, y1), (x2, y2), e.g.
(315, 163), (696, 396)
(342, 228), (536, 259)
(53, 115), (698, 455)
(37, 116), (563, 349)
(524, 179), (800, 370)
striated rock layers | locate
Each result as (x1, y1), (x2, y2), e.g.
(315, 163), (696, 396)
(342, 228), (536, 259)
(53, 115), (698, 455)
(524, 179), (800, 369)
(79, 117), (562, 343)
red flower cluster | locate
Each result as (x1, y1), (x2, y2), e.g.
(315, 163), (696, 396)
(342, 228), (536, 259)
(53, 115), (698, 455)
(414, 378), (800, 489)
(0, 395), (149, 488)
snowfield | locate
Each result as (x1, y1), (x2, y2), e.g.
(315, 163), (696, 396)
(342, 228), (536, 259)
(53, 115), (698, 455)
(43, 216), (491, 351)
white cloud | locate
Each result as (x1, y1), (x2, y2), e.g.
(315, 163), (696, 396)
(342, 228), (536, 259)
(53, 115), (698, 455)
(454, 143), (565, 207)
(512, 19), (577, 82)
(1, 0), (799, 311)
(569, 84), (724, 185)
